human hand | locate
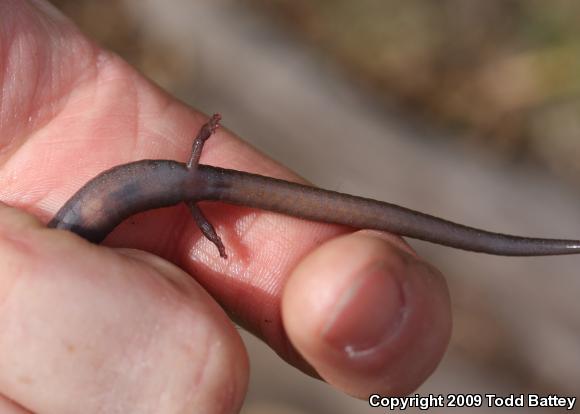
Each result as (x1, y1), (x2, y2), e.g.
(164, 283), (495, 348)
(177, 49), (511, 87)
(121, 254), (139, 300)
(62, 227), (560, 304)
(0, 1), (451, 413)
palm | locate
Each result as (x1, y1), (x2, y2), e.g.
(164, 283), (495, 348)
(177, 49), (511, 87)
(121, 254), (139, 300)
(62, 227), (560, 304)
(0, 1), (346, 367)
(0, 18), (194, 243)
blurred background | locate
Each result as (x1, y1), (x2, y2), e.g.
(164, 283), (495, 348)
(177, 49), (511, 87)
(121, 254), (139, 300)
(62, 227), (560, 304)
(48, 1), (580, 412)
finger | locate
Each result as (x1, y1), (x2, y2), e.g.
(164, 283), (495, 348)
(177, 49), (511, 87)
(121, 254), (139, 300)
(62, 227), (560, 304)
(0, 0), (98, 149)
(0, 0), (330, 376)
(282, 232), (451, 397)
(0, 395), (32, 414)
(95, 117), (356, 365)
(0, 205), (248, 413)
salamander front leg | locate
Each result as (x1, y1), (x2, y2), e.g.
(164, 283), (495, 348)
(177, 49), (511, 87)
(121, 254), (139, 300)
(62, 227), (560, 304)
(186, 114), (227, 258)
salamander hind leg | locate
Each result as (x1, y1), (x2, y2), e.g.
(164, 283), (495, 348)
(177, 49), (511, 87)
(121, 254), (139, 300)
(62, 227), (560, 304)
(186, 113), (221, 168)
(188, 202), (227, 258)
(185, 114), (227, 258)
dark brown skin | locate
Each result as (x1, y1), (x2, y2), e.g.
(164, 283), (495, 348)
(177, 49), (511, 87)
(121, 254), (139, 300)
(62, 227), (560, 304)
(49, 114), (580, 257)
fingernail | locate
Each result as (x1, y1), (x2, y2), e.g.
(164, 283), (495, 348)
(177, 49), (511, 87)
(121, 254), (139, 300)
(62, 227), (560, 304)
(322, 261), (406, 357)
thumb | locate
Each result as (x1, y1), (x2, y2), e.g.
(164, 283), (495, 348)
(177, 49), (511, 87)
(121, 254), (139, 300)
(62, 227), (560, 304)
(0, 205), (248, 413)
(282, 231), (451, 397)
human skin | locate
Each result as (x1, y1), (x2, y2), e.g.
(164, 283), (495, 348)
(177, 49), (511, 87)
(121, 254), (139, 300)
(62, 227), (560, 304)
(0, 1), (451, 413)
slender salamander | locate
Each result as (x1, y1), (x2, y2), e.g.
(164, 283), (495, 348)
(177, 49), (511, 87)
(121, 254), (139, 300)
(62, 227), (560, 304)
(48, 114), (580, 258)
